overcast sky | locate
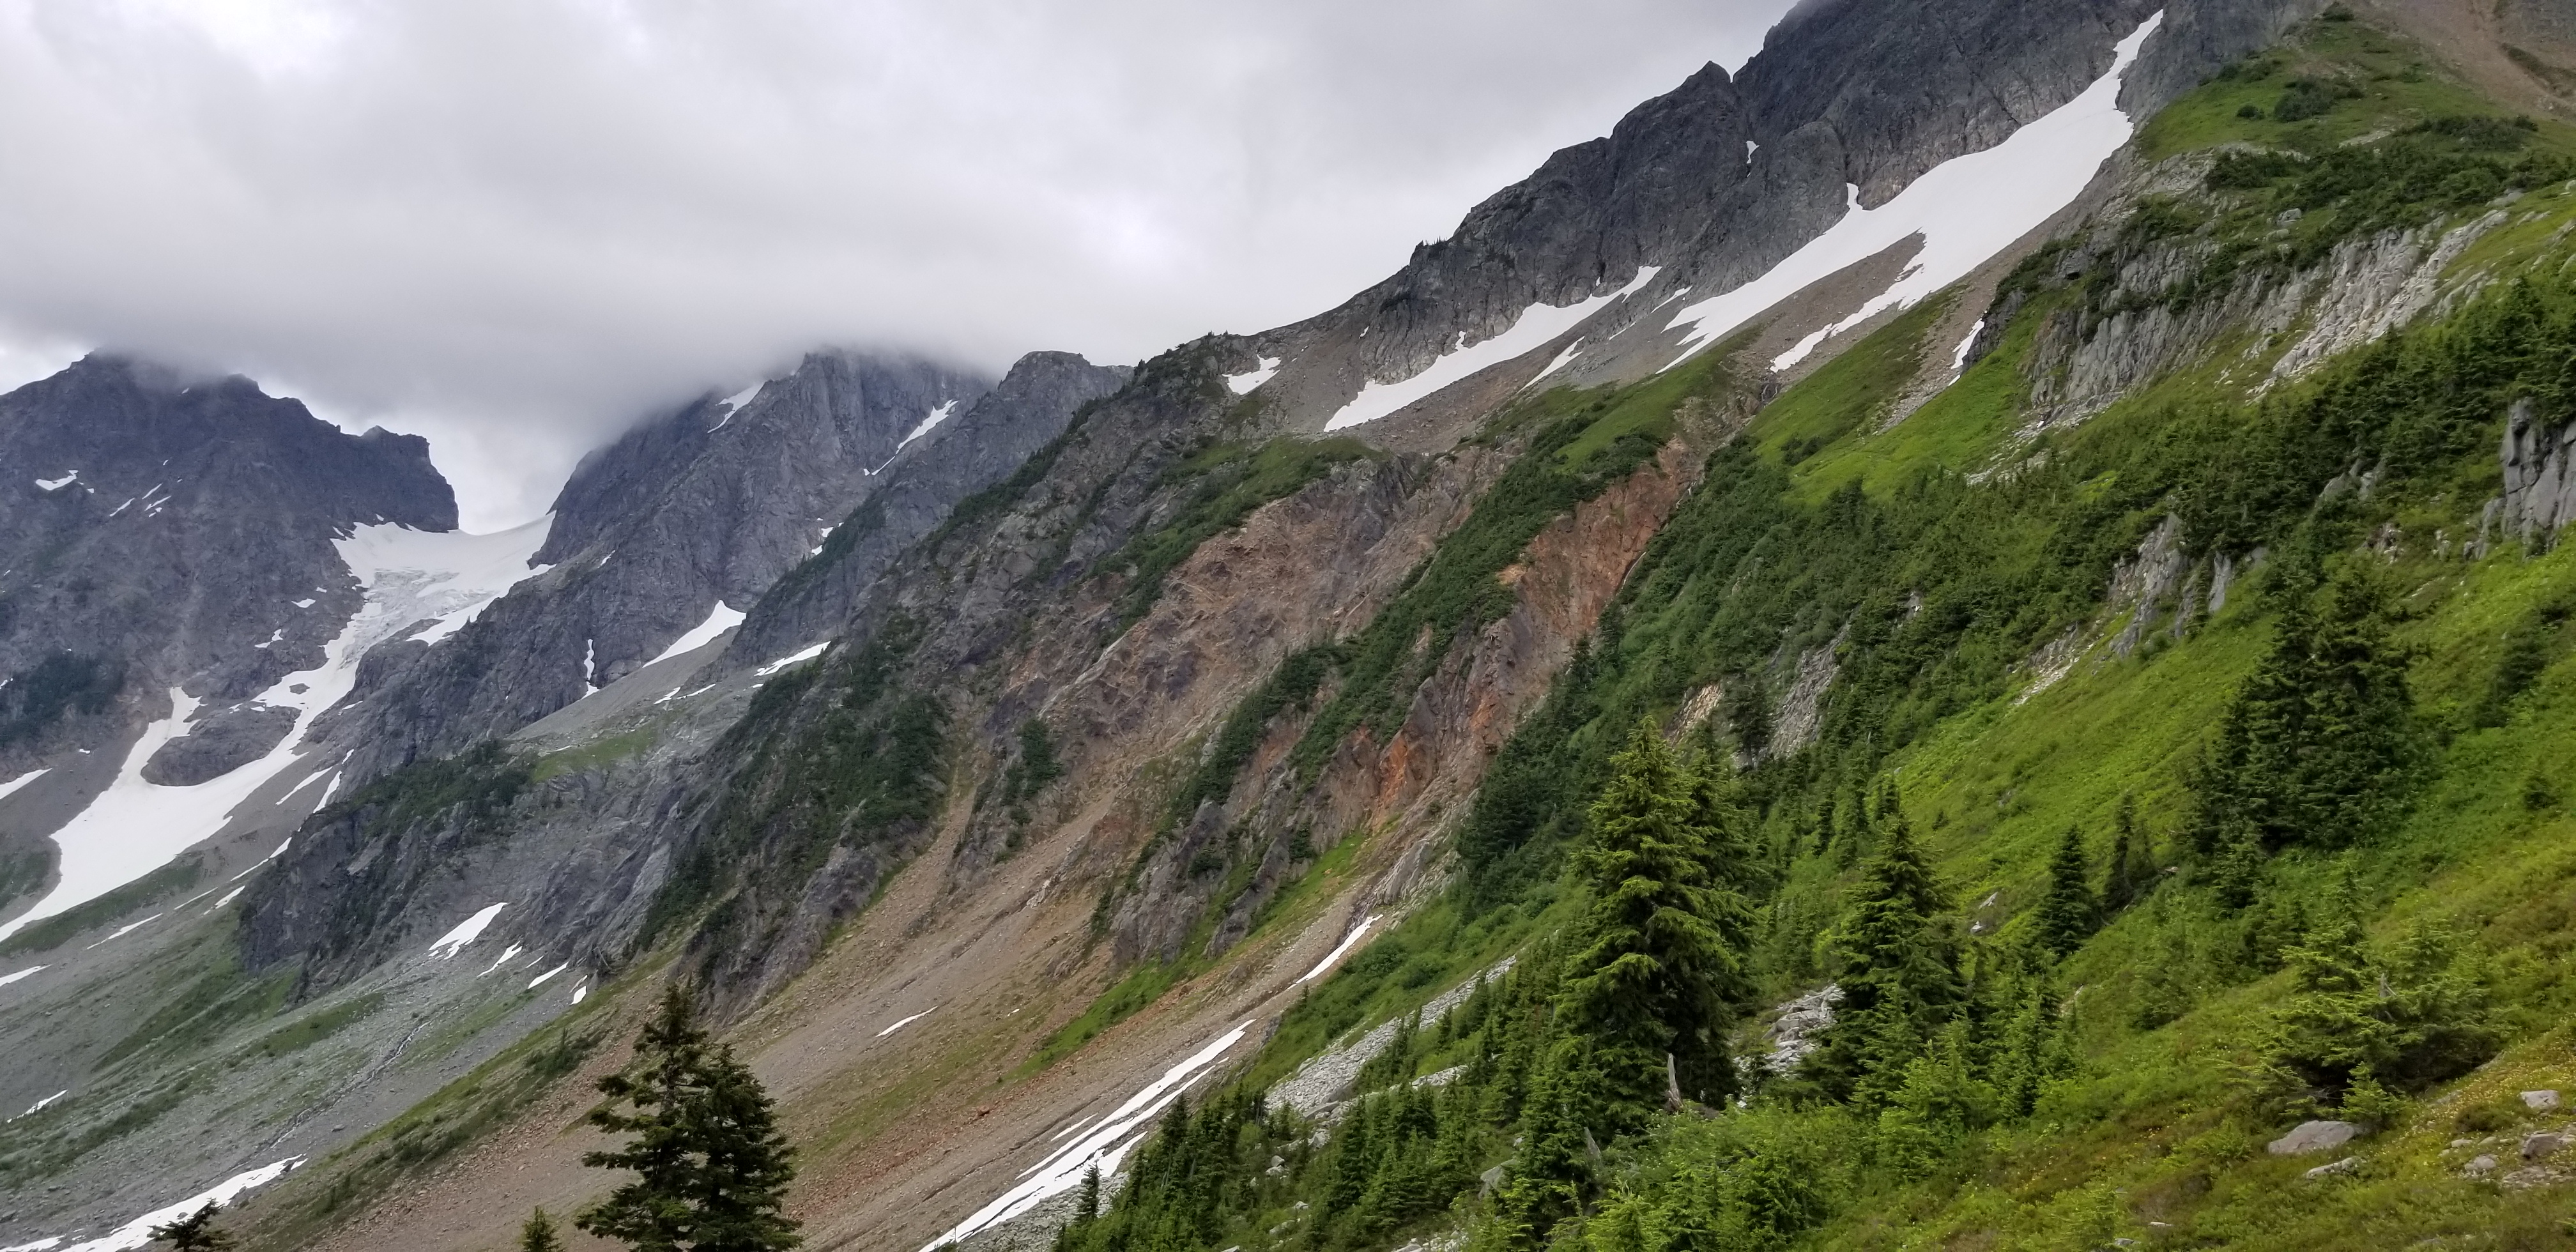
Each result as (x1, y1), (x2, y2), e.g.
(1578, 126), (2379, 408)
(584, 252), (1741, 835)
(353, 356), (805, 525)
(0, 0), (1798, 528)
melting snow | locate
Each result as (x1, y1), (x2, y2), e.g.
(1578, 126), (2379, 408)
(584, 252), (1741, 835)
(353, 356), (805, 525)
(581, 639), (599, 694)
(1296, 915), (1379, 984)
(646, 602), (746, 669)
(18, 1090), (67, 1118)
(527, 962), (570, 989)
(754, 642), (829, 676)
(1948, 319), (1987, 375)
(875, 1007), (935, 1038)
(899, 400), (960, 449)
(212, 887), (245, 909)
(571, 982), (589, 1004)
(0, 517), (556, 945)
(425, 903), (506, 959)
(0, 965), (45, 989)
(32, 1156), (302, 1252)
(478, 943), (525, 976)
(1223, 356), (1282, 395)
(656, 683), (718, 706)
(1662, 13), (2161, 373)
(0, 768), (49, 803)
(84, 913), (160, 949)
(923, 1025), (1251, 1250)
(1326, 268), (1660, 431)
(34, 471), (77, 491)
(231, 838), (293, 880)
(711, 381), (765, 432)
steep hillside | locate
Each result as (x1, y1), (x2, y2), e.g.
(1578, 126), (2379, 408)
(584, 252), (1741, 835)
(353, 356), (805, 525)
(28, 3), (2557, 1251)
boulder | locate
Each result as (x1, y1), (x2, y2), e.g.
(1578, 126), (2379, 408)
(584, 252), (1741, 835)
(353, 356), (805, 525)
(2465, 1154), (2500, 1177)
(2267, 1120), (2364, 1156)
(2522, 1131), (2566, 1161)
(2303, 1156), (2361, 1179)
(2522, 1089), (2562, 1112)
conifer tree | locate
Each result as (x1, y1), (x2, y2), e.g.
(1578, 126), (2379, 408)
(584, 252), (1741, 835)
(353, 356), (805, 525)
(2034, 825), (2099, 956)
(579, 984), (802, 1251)
(148, 1202), (233, 1251)
(2103, 795), (2154, 911)
(1560, 720), (1750, 1122)
(1812, 792), (1959, 1099)
(2189, 565), (2419, 876)
(519, 1208), (564, 1252)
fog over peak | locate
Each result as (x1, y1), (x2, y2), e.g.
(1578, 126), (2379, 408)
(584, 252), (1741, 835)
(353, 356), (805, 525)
(0, 0), (1794, 528)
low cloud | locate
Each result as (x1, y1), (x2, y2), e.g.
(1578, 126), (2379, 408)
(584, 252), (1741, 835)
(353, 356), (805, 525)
(0, 0), (1793, 526)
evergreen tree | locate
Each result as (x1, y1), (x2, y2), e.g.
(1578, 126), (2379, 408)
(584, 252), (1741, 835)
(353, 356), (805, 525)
(2033, 825), (2099, 956)
(148, 1202), (233, 1251)
(1812, 793), (1959, 1101)
(580, 984), (802, 1251)
(2189, 566), (2419, 874)
(691, 1046), (803, 1252)
(1558, 721), (1751, 1124)
(2103, 795), (2155, 912)
(519, 1209), (564, 1252)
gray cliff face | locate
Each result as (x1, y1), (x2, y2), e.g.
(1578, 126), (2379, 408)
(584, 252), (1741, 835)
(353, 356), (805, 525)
(1254, 0), (2317, 430)
(322, 349), (998, 779)
(0, 355), (454, 766)
(732, 350), (1131, 664)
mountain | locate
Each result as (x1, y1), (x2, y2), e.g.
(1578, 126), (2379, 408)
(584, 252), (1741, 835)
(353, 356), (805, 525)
(34, 1), (2576, 1250)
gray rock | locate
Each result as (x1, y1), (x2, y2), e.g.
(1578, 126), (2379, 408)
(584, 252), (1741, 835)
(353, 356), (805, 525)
(2522, 1131), (2566, 1161)
(2523, 1089), (2561, 1111)
(2268, 1120), (2364, 1156)
(2465, 1154), (2500, 1177)
(2303, 1156), (2361, 1179)
(141, 702), (298, 786)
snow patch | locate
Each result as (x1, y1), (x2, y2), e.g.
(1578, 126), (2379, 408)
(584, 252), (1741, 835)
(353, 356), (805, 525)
(0, 514), (559, 944)
(646, 602), (746, 669)
(84, 913), (160, 949)
(34, 471), (77, 491)
(0, 768), (49, 803)
(213, 887), (244, 909)
(36, 1156), (302, 1252)
(478, 943), (525, 976)
(1296, 915), (1379, 984)
(754, 642), (829, 676)
(527, 962), (570, 989)
(710, 381), (763, 431)
(656, 683), (718, 706)
(1223, 356), (1282, 395)
(1325, 266), (1660, 431)
(15, 1090), (66, 1119)
(875, 1007), (935, 1038)
(571, 982), (589, 1004)
(425, 903), (506, 959)
(581, 639), (599, 694)
(899, 400), (959, 448)
(0, 966), (45, 989)
(923, 1025), (1251, 1249)
(1662, 12), (2163, 373)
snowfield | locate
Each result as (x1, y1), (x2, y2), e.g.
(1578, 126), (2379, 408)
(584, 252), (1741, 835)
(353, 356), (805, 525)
(1661, 11), (2163, 372)
(647, 601), (747, 668)
(0, 518), (553, 945)
(921, 1025), (1252, 1250)
(426, 903), (507, 958)
(1324, 267), (1659, 431)
(755, 642), (830, 676)
(1223, 356), (1282, 395)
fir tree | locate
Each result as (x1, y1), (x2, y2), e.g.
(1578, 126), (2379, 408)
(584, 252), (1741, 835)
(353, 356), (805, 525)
(2189, 566), (2419, 874)
(579, 984), (802, 1251)
(2034, 825), (2099, 956)
(2103, 795), (2155, 911)
(519, 1208), (564, 1252)
(1558, 721), (1751, 1123)
(1812, 792), (1959, 1100)
(147, 1202), (233, 1251)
